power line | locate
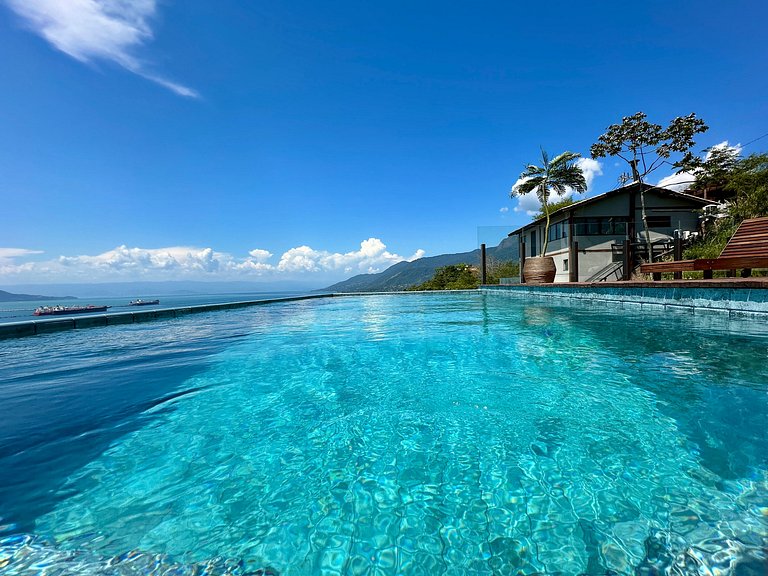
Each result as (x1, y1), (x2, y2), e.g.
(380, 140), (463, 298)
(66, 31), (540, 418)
(741, 131), (768, 149)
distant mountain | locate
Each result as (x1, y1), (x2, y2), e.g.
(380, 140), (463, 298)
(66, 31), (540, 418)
(0, 289), (74, 302)
(323, 236), (519, 293)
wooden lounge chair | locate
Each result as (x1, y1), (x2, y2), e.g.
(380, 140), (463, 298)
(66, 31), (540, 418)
(640, 216), (768, 280)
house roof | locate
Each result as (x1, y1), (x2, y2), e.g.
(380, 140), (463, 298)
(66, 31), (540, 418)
(508, 182), (712, 236)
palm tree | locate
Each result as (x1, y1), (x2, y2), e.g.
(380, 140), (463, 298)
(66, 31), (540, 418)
(510, 149), (587, 256)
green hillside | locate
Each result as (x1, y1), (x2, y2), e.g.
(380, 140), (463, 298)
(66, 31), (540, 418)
(323, 236), (519, 292)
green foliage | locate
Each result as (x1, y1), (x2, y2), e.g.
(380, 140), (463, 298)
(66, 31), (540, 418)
(590, 112), (708, 176)
(681, 163), (768, 274)
(723, 153), (768, 221)
(688, 151), (768, 222)
(687, 145), (741, 190)
(683, 218), (738, 260)
(532, 197), (575, 220)
(590, 111), (708, 261)
(510, 149), (587, 254)
(407, 264), (479, 291)
(407, 260), (521, 290)
(485, 260), (520, 284)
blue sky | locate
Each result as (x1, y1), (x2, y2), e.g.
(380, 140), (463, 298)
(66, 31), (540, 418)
(1, 0), (766, 286)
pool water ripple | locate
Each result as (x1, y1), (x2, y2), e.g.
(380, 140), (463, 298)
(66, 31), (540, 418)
(0, 293), (766, 574)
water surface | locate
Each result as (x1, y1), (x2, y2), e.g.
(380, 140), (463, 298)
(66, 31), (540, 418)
(0, 293), (765, 574)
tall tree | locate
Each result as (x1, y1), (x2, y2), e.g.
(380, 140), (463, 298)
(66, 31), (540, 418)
(707, 153), (768, 221)
(590, 112), (708, 261)
(510, 149), (587, 256)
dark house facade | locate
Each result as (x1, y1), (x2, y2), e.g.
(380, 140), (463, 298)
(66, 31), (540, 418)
(510, 183), (712, 282)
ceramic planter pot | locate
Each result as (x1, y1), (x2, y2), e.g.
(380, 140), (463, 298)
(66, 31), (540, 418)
(523, 256), (556, 284)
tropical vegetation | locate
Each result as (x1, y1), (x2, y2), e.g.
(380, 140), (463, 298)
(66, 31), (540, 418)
(408, 260), (520, 290)
(684, 151), (768, 264)
(532, 197), (575, 220)
(510, 150), (587, 256)
(590, 112), (708, 261)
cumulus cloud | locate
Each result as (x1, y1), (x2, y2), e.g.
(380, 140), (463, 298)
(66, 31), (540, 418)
(5, 0), (197, 97)
(512, 157), (603, 216)
(656, 171), (696, 192)
(657, 141), (742, 192)
(247, 249), (273, 262)
(277, 238), (422, 274)
(499, 206), (509, 213)
(0, 239), (424, 283)
(576, 157), (603, 189)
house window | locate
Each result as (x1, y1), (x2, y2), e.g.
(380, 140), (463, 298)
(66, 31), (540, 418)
(563, 259), (569, 271)
(547, 220), (569, 241)
(646, 216), (672, 228)
(573, 217), (629, 236)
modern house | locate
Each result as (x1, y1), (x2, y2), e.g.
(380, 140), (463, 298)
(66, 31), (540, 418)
(509, 183), (712, 282)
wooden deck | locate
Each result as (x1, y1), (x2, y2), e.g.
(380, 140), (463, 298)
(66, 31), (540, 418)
(641, 216), (768, 278)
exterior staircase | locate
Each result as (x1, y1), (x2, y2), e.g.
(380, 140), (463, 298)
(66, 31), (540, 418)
(585, 261), (624, 283)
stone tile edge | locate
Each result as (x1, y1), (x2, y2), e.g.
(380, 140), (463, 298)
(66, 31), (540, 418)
(481, 285), (768, 317)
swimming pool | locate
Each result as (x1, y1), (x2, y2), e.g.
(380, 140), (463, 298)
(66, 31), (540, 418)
(1, 292), (766, 574)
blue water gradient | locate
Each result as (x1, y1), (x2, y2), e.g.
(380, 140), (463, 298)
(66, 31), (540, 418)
(0, 293), (766, 574)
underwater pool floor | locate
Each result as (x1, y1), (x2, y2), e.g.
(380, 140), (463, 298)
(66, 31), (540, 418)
(0, 293), (766, 575)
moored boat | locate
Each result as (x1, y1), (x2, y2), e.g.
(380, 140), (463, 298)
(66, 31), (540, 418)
(129, 299), (160, 306)
(33, 305), (111, 316)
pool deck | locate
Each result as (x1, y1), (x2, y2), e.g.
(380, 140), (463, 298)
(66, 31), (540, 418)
(482, 278), (768, 315)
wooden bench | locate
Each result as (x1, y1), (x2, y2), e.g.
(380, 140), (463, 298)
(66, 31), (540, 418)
(640, 216), (768, 280)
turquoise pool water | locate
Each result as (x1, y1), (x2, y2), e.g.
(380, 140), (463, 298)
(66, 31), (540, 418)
(0, 293), (766, 574)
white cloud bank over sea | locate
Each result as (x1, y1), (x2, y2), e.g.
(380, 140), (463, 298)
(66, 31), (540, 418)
(0, 239), (425, 284)
(5, 0), (197, 97)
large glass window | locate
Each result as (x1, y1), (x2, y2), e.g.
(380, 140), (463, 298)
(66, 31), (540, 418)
(547, 220), (569, 242)
(572, 216), (629, 236)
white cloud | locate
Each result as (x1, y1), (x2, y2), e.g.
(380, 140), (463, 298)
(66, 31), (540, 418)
(0, 248), (43, 261)
(657, 141), (742, 192)
(277, 238), (421, 274)
(576, 157), (603, 190)
(5, 0), (198, 97)
(657, 171), (696, 192)
(512, 157), (603, 217)
(247, 249), (273, 262)
(499, 206), (509, 213)
(0, 239), (424, 282)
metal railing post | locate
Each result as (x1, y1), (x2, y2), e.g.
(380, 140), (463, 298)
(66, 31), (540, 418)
(480, 243), (487, 285)
(623, 239), (631, 281)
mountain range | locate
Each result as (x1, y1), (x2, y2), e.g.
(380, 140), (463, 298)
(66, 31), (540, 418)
(0, 289), (74, 302)
(323, 236), (519, 292)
